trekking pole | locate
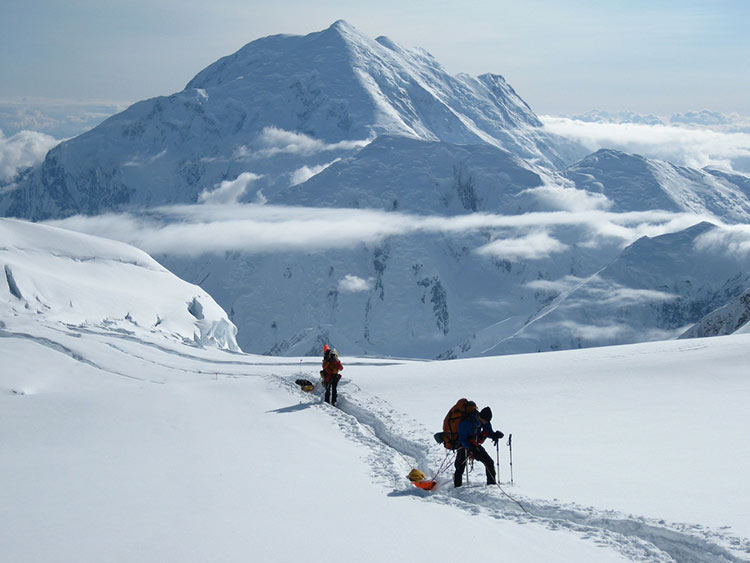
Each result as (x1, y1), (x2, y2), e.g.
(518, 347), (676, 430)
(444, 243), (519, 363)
(495, 439), (501, 483)
(507, 433), (514, 486)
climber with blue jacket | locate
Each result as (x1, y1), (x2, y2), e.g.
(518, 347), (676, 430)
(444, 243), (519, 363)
(454, 406), (504, 487)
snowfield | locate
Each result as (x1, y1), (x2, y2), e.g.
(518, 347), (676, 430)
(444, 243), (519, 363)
(2, 218), (749, 562)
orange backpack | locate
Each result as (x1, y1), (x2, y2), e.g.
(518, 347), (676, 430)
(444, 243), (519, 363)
(441, 398), (477, 450)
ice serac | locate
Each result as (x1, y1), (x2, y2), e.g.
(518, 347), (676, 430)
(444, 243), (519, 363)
(0, 218), (240, 352)
(0, 21), (581, 221)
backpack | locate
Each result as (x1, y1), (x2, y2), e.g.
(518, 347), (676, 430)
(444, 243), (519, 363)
(441, 398), (477, 450)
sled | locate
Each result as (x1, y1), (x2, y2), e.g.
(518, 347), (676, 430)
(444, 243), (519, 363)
(411, 479), (437, 490)
(294, 378), (315, 392)
(407, 468), (437, 491)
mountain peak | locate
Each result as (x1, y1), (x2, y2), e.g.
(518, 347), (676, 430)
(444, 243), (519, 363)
(329, 19), (354, 32)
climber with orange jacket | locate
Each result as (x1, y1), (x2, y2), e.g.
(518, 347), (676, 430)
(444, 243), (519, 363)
(321, 345), (343, 406)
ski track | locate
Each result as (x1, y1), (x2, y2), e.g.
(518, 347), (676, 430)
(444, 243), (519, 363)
(271, 373), (750, 563)
(0, 327), (157, 383)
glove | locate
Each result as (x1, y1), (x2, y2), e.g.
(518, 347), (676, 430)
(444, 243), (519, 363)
(491, 430), (504, 445)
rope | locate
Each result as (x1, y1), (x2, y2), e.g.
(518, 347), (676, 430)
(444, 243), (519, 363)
(430, 450), (456, 481)
(494, 481), (530, 515)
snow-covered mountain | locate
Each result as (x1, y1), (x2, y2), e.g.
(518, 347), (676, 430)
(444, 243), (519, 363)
(444, 222), (750, 357)
(563, 149), (750, 222)
(0, 21), (581, 221)
(1, 217), (239, 351)
(2, 21), (750, 359)
(271, 134), (546, 214)
(680, 287), (750, 338)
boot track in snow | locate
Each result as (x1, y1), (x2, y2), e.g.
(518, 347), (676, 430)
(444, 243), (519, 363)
(275, 373), (750, 563)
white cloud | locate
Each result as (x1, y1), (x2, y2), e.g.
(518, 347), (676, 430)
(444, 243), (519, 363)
(694, 224), (750, 258)
(525, 276), (587, 293)
(338, 275), (373, 293)
(290, 159), (340, 186)
(554, 320), (630, 340)
(605, 288), (678, 305)
(528, 275), (678, 311)
(475, 231), (568, 261)
(44, 204), (713, 258)
(235, 127), (372, 160)
(123, 149), (167, 168)
(0, 129), (59, 181)
(542, 116), (750, 173)
(198, 172), (263, 205)
(521, 183), (613, 212)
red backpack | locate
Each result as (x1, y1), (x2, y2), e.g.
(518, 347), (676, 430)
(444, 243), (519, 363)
(441, 398), (477, 450)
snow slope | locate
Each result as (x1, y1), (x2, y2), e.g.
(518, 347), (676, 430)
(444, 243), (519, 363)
(564, 149), (750, 223)
(680, 287), (750, 338)
(2, 218), (749, 562)
(1, 217), (238, 351)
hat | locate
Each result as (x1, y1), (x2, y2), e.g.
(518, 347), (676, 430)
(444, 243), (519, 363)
(479, 407), (492, 422)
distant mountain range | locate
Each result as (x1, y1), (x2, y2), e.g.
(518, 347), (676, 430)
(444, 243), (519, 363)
(2, 21), (748, 358)
(566, 109), (750, 132)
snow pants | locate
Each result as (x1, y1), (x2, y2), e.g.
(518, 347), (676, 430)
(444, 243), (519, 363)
(324, 374), (341, 405)
(454, 445), (496, 487)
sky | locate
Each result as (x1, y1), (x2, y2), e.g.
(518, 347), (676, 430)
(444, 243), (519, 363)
(1, 0), (749, 117)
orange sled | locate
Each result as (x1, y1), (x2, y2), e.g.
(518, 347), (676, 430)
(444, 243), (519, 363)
(407, 468), (436, 490)
(412, 480), (437, 490)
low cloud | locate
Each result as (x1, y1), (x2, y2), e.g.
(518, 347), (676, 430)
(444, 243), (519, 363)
(475, 231), (568, 261)
(554, 320), (630, 340)
(525, 275), (587, 293)
(338, 275), (373, 293)
(44, 204), (715, 258)
(521, 184), (612, 212)
(542, 116), (750, 173)
(123, 149), (167, 168)
(0, 99), (126, 138)
(0, 129), (59, 181)
(290, 159), (340, 186)
(694, 224), (750, 258)
(235, 127), (371, 159)
(527, 275), (678, 313)
(198, 172), (263, 204)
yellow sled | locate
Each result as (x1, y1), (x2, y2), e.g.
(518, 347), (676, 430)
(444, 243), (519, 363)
(295, 378), (316, 392)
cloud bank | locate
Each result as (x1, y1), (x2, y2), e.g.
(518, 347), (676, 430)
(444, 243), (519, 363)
(0, 129), (59, 182)
(542, 116), (750, 173)
(44, 203), (714, 259)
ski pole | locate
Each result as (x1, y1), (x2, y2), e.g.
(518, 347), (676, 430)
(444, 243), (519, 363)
(507, 433), (514, 486)
(495, 439), (500, 483)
